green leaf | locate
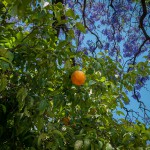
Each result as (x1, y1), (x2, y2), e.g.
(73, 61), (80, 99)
(98, 141), (103, 149)
(38, 100), (48, 115)
(136, 147), (144, 150)
(116, 110), (125, 116)
(38, 133), (48, 146)
(89, 80), (96, 86)
(0, 48), (13, 67)
(48, 88), (54, 91)
(5, 51), (14, 62)
(0, 104), (6, 114)
(76, 22), (86, 33)
(0, 57), (12, 65)
(68, 29), (75, 38)
(83, 138), (91, 150)
(64, 59), (72, 69)
(87, 68), (94, 74)
(16, 32), (23, 41)
(123, 133), (131, 143)
(0, 48), (7, 56)
(16, 87), (28, 111)
(0, 75), (7, 92)
(122, 92), (129, 104)
(36, 117), (44, 131)
(100, 77), (106, 82)
(66, 9), (75, 19)
(74, 140), (83, 150)
(0, 60), (10, 70)
(99, 126), (105, 130)
(53, 130), (65, 140)
(105, 143), (113, 150)
(55, 2), (63, 9)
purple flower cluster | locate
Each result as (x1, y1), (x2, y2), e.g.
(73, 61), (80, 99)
(86, 40), (96, 53)
(102, 29), (114, 41)
(103, 43), (110, 50)
(115, 34), (123, 43)
(135, 76), (149, 90)
(6, 16), (18, 23)
(132, 91), (141, 100)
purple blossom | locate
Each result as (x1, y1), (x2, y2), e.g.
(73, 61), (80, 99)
(77, 46), (88, 55)
(6, 16), (18, 23)
(86, 40), (96, 53)
(102, 29), (114, 41)
(75, 30), (80, 36)
(132, 91), (141, 100)
(135, 76), (149, 90)
(100, 19), (107, 25)
(103, 43), (110, 50)
(111, 15), (119, 24)
(64, 0), (74, 8)
(115, 34), (123, 42)
(123, 41), (139, 57)
(78, 34), (85, 45)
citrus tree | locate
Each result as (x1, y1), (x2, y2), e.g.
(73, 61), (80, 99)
(0, 0), (150, 149)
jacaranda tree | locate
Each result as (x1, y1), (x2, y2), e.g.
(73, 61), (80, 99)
(0, 0), (150, 149)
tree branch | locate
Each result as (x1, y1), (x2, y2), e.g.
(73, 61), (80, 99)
(140, 0), (150, 39)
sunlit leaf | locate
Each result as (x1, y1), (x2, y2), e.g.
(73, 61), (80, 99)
(66, 9), (75, 19)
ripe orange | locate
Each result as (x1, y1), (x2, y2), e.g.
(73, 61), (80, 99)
(62, 117), (70, 126)
(71, 70), (86, 86)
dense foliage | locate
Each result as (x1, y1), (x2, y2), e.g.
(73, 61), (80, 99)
(0, 0), (150, 149)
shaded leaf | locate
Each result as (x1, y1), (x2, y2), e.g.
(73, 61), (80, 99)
(16, 87), (28, 111)
(38, 133), (48, 146)
(0, 75), (7, 92)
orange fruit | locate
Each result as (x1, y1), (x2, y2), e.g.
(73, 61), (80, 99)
(71, 70), (86, 86)
(62, 117), (70, 126)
